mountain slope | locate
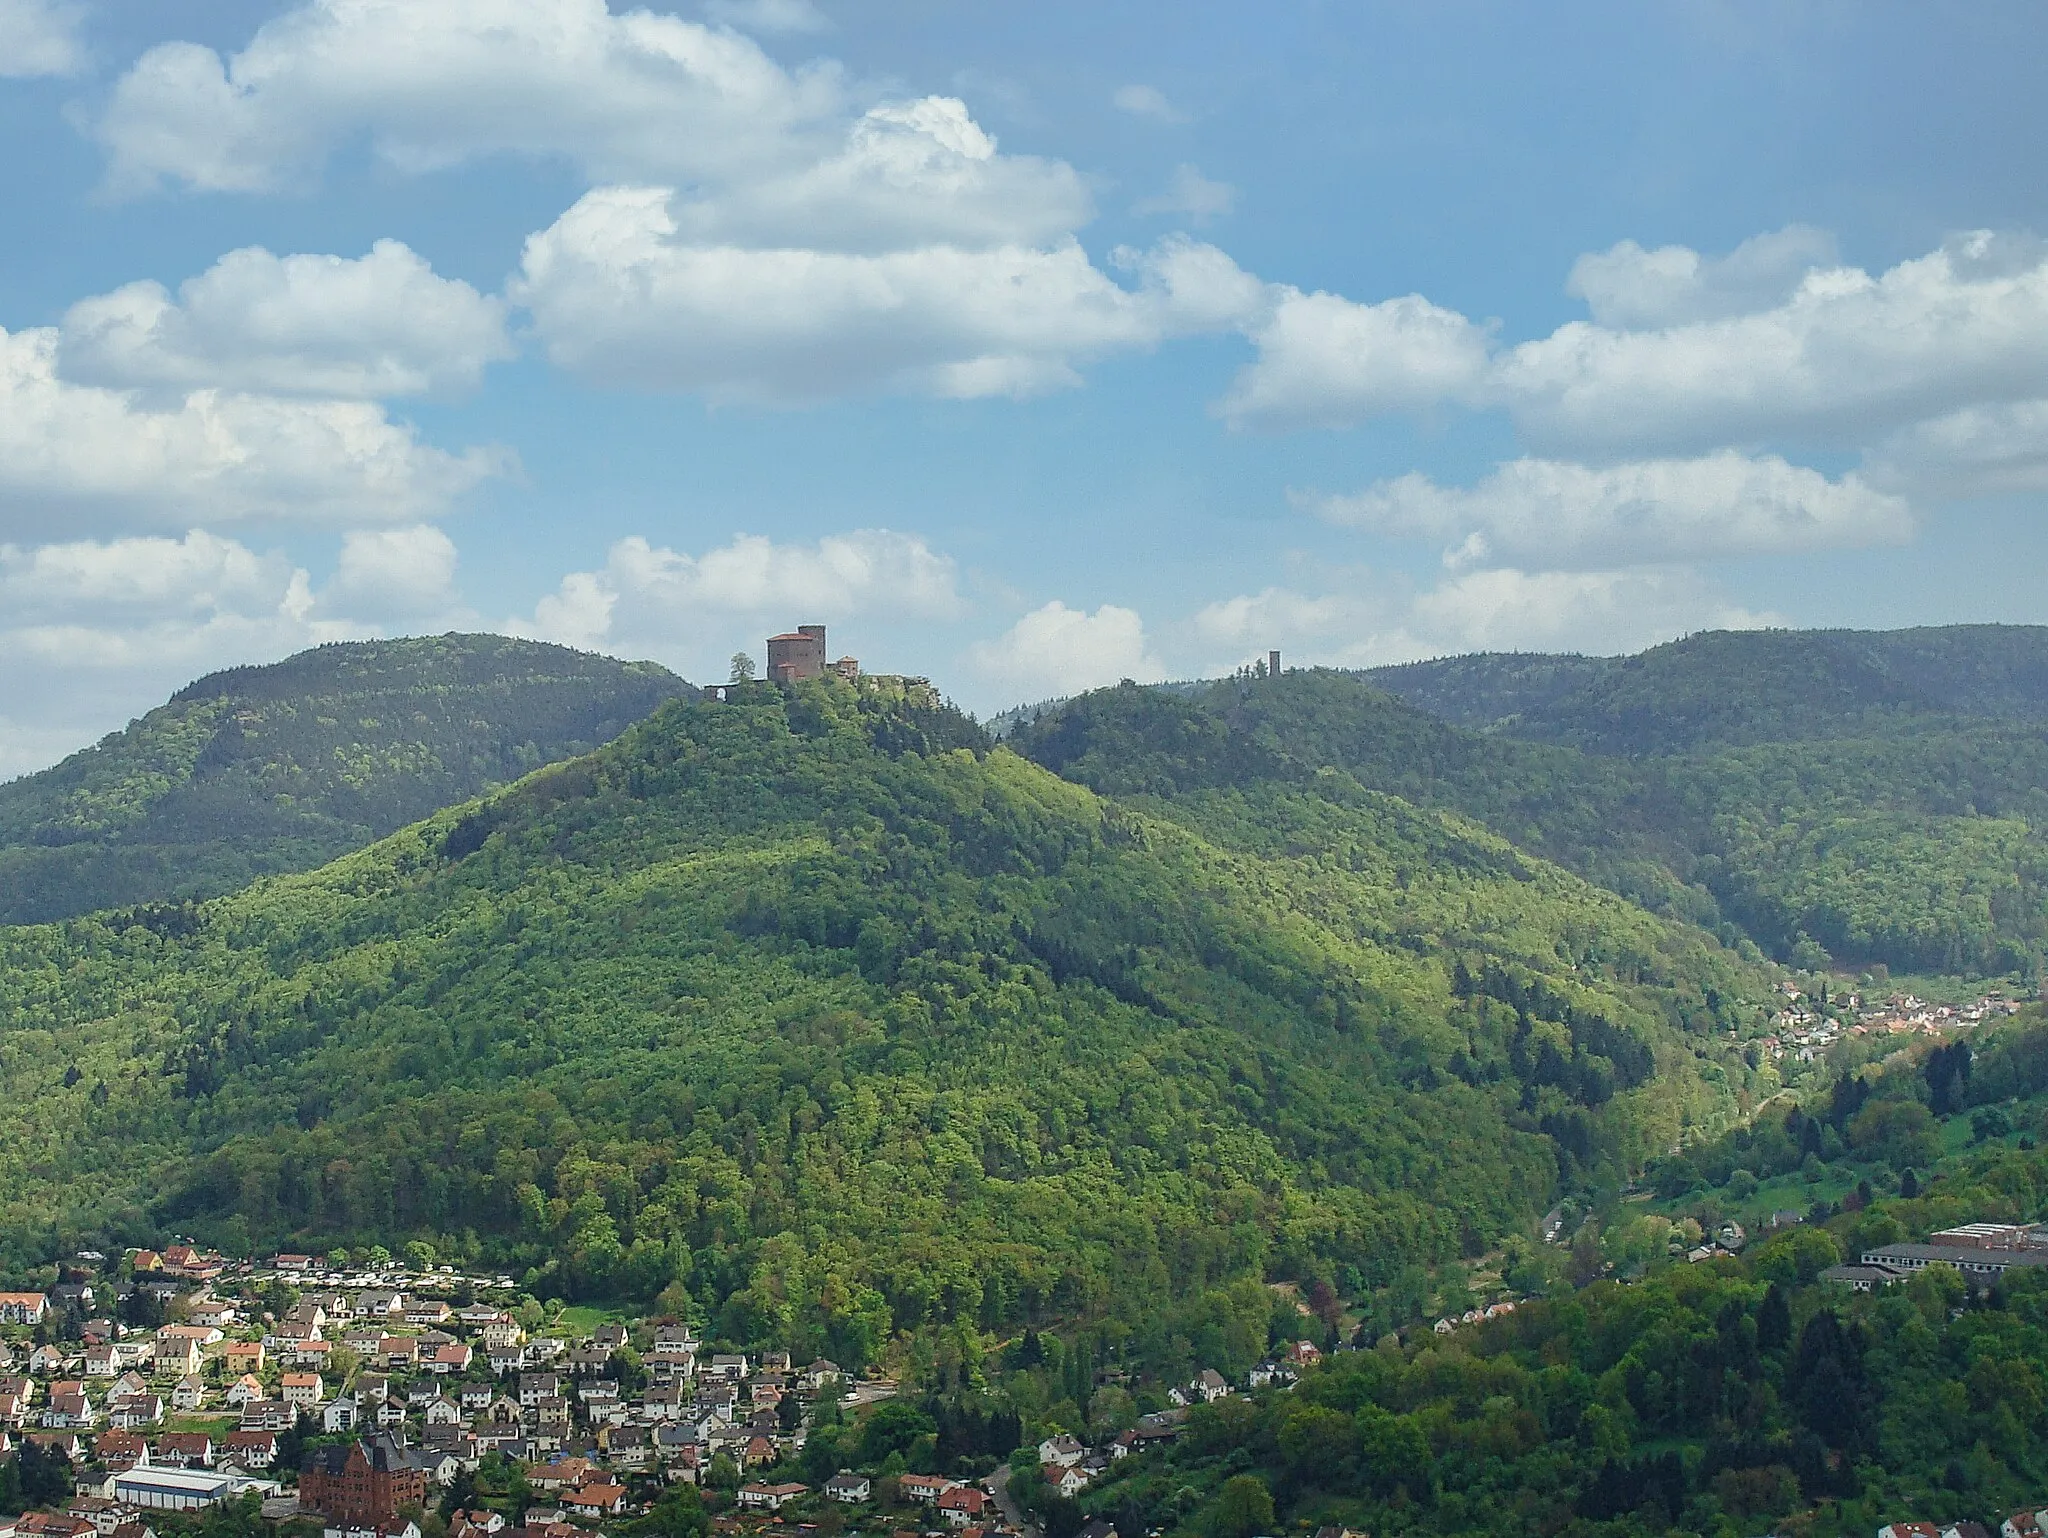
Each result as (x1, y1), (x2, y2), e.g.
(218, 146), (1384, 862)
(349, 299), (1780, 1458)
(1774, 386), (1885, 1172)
(1362, 624), (2048, 753)
(1013, 666), (2048, 977)
(0, 677), (1773, 1348)
(0, 634), (689, 923)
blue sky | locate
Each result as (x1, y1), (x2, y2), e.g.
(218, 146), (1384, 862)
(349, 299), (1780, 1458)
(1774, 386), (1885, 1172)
(2, 0), (2046, 773)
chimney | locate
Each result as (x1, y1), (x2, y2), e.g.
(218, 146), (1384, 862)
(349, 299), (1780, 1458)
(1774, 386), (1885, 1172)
(1269, 649), (1281, 681)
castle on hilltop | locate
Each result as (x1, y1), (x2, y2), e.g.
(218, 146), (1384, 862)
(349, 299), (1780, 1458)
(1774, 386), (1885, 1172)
(765, 624), (860, 683)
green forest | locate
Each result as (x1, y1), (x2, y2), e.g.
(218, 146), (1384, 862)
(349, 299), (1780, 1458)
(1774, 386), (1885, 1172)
(0, 675), (1774, 1343)
(1015, 630), (2048, 977)
(7, 626), (2048, 1537)
(0, 634), (688, 924)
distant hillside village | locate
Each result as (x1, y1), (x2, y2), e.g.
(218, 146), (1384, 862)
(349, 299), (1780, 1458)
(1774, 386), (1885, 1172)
(1761, 985), (2024, 1066)
(0, 1247), (1324, 1538)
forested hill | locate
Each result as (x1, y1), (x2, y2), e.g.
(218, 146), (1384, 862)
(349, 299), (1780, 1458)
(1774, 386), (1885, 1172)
(0, 676), (1774, 1340)
(1361, 624), (2048, 753)
(0, 634), (688, 923)
(1010, 665), (2048, 978)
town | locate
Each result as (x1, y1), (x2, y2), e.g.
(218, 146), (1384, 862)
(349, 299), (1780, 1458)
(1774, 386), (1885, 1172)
(0, 1246), (1328, 1538)
(3, 1222), (2046, 1538)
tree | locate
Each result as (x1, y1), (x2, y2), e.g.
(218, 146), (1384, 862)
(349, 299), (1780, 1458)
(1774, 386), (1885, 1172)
(730, 654), (757, 684)
(1210, 1475), (1274, 1538)
(631, 1487), (708, 1538)
(1757, 1281), (1792, 1354)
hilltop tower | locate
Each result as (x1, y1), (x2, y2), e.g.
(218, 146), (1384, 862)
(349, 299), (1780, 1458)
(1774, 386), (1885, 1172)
(766, 625), (827, 682)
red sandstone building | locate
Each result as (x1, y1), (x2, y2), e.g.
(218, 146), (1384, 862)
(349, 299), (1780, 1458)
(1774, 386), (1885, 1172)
(299, 1436), (428, 1526)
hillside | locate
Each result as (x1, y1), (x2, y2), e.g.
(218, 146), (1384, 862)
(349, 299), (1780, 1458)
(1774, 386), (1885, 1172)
(0, 634), (689, 923)
(1362, 624), (2048, 754)
(0, 676), (1775, 1346)
(1012, 663), (2048, 978)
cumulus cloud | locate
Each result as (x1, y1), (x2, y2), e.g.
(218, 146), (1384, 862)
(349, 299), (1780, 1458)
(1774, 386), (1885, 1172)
(967, 601), (1162, 699)
(702, 0), (829, 33)
(660, 95), (1091, 253)
(0, 529), (303, 627)
(0, 0), (85, 79)
(514, 180), (1260, 402)
(1219, 287), (1490, 429)
(1564, 225), (1838, 329)
(1112, 84), (1183, 122)
(58, 241), (512, 400)
(1868, 399), (2048, 499)
(1226, 229), (2048, 476)
(0, 527), (469, 776)
(1133, 164), (1236, 222)
(1309, 452), (1911, 570)
(94, 0), (844, 195)
(1192, 567), (1780, 674)
(0, 324), (505, 536)
(516, 529), (962, 654)
(322, 525), (462, 620)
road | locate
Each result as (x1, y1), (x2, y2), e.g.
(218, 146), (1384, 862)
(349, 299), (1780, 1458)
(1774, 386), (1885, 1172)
(986, 1461), (1039, 1538)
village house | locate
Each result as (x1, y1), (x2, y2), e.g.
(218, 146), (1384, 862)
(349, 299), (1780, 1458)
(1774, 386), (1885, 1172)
(0, 1294), (48, 1325)
(154, 1433), (214, 1469)
(899, 1475), (955, 1503)
(735, 1483), (805, 1512)
(824, 1472), (871, 1504)
(563, 1484), (627, 1519)
(43, 1388), (94, 1429)
(282, 1373), (325, 1408)
(937, 1487), (990, 1527)
(225, 1431), (278, 1469)
(240, 1400), (294, 1433)
(106, 1394), (163, 1431)
(1037, 1435), (1085, 1468)
(1046, 1465), (1090, 1499)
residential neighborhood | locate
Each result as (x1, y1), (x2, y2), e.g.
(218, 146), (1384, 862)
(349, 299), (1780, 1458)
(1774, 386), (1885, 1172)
(0, 1248), (1239, 1538)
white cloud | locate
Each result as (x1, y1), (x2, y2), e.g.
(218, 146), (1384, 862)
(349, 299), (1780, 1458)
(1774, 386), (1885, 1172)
(516, 529), (962, 654)
(1500, 232), (2048, 457)
(514, 182), (1259, 402)
(1869, 399), (2048, 499)
(95, 0), (845, 195)
(702, 0), (829, 33)
(324, 524), (462, 619)
(661, 95), (1091, 254)
(1192, 567), (1780, 673)
(0, 324), (505, 536)
(1310, 451), (1911, 569)
(967, 601), (1162, 699)
(1112, 84), (1183, 123)
(1564, 225), (1838, 329)
(59, 241), (512, 400)
(0, 0), (85, 79)
(1227, 229), (2048, 471)
(58, 237), (512, 399)
(1133, 164), (1236, 222)
(0, 529), (300, 626)
(1218, 287), (1490, 429)
(0, 530), (368, 772)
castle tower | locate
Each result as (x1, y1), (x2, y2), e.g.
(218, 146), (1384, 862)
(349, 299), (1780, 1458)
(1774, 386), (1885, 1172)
(765, 626), (827, 682)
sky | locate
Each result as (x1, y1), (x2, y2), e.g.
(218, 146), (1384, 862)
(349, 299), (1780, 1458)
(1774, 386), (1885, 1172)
(2, 0), (2047, 776)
